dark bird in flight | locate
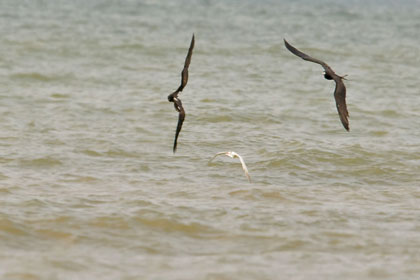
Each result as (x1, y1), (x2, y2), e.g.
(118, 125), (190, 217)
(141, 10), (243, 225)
(284, 39), (349, 131)
(168, 34), (195, 153)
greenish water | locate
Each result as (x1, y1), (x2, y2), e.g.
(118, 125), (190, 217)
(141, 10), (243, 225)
(1, 0), (420, 279)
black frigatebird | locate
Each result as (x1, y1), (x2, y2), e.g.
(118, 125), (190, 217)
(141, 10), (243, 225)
(284, 39), (349, 131)
(168, 34), (195, 153)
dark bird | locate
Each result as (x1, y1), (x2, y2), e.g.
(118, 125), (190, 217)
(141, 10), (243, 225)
(168, 34), (195, 153)
(284, 39), (349, 131)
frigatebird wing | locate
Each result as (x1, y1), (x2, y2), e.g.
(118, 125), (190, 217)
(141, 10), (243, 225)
(333, 78), (349, 131)
(173, 98), (185, 153)
(284, 39), (334, 75)
(180, 34), (195, 90)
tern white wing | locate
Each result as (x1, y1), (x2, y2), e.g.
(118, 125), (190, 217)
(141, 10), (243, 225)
(230, 152), (251, 183)
(209, 151), (251, 183)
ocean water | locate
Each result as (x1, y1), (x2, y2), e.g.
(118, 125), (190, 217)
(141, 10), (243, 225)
(1, 0), (420, 279)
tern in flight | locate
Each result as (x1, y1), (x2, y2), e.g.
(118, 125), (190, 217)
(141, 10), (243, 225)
(168, 34), (195, 153)
(209, 151), (251, 183)
(284, 39), (349, 131)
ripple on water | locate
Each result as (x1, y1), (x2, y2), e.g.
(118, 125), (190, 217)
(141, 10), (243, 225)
(10, 72), (74, 83)
(50, 92), (70, 98)
(0, 218), (27, 236)
(134, 216), (224, 238)
(19, 157), (63, 168)
(3, 273), (41, 280)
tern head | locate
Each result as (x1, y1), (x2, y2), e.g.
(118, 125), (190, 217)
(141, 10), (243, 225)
(224, 151), (236, 158)
(323, 72), (333, 80)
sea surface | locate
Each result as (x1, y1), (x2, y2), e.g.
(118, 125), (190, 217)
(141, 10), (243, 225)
(1, 0), (420, 279)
